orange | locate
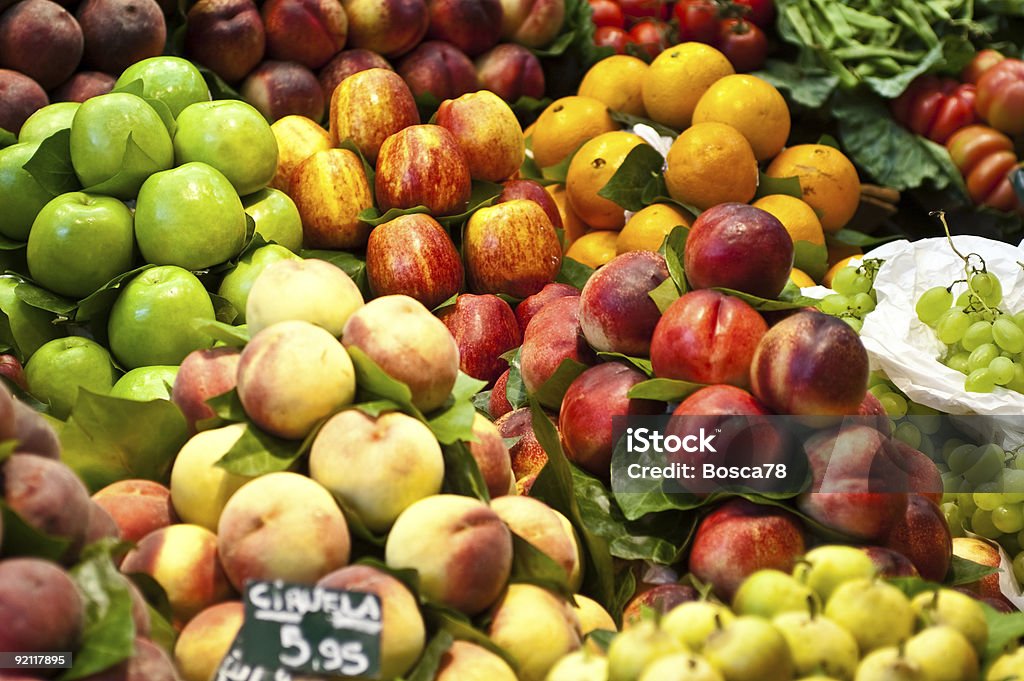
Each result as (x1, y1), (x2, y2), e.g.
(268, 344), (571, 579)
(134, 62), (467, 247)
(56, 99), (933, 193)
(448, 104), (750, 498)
(664, 122), (758, 211)
(545, 183), (590, 247)
(642, 43), (734, 130)
(617, 203), (694, 254)
(566, 230), (618, 268)
(789, 268), (815, 288)
(692, 74), (791, 162)
(531, 96), (618, 170)
(766, 144), (862, 233)
(566, 131), (646, 230)
(752, 194), (827, 278)
(578, 55), (649, 117)
(823, 255), (862, 288)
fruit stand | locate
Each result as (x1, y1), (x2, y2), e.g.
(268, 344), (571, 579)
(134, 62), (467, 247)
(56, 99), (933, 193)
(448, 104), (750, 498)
(4, 0), (1024, 679)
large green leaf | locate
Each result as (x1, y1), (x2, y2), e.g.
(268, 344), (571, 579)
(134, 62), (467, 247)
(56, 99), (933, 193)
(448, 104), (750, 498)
(346, 346), (422, 419)
(627, 378), (705, 402)
(509, 532), (574, 598)
(75, 265), (155, 323)
(441, 441), (490, 501)
(598, 144), (668, 212)
(532, 358), (588, 410)
(213, 421), (305, 476)
(22, 128), (79, 196)
(405, 630), (454, 681)
(555, 257), (595, 290)
(0, 498), (70, 561)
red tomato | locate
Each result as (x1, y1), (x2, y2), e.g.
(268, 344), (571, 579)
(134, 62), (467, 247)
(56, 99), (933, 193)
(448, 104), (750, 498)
(717, 18), (767, 73)
(617, 0), (670, 21)
(589, 0), (625, 29)
(628, 19), (671, 59)
(946, 125), (1022, 213)
(946, 124), (1014, 176)
(976, 58), (1024, 137)
(890, 76), (978, 144)
(594, 25), (630, 54)
(674, 0), (720, 44)
(734, 0), (775, 28)
(962, 49), (1005, 85)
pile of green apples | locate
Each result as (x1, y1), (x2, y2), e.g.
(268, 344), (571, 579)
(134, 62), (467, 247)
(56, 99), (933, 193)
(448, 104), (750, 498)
(0, 55), (304, 417)
(548, 544), (1014, 681)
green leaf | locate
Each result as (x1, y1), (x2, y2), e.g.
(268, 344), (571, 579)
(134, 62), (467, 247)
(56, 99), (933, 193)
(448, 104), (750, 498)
(301, 249), (369, 298)
(428, 396), (477, 445)
(61, 542), (136, 680)
(817, 134), (842, 149)
(540, 144), (581, 184)
(192, 319), (250, 347)
(196, 65), (241, 100)
(555, 257), (594, 290)
(598, 144), (668, 212)
(862, 42), (944, 99)
(406, 630), (454, 681)
(75, 265), (155, 322)
(663, 225), (688, 294)
(358, 205), (432, 227)
(713, 286), (821, 311)
(529, 29), (575, 58)
(441, 441), (491, 501)
(648, 277), (680, 314)
(450, 371), (488, 402)
(203, 389), (248, 424)
(436, 180), (504, 229)
(332, 493), (389, 547)
(754, 60), (840, 109)
(794, 240), (829, 282)
(353, 399), (404, 418)
(14, 279), (76, 316)
(946, 554), (1000, 586)
(1014, 167), (1024, 206)
(423, 605), (518, 670)
(214, 422), (303, 476)
(596, 352), (653, 377)
(829, 229), (901, 247)
(503, 347), (528, 410)
(22, 128), (79, 196)
(532, 357), (588, 410)
(209, 293), (239, 325)
(0, 498), (71, 560)
(61, 389), (189, 492)
(347, 346), (422, 418)
(81, 132), (165, 197)
(754, 173), (804, 201)
(627, 378), (705, 402)
(607, 110), (680, 139)
(509, 532), (573, 597)
(982, 602), (1024, 665)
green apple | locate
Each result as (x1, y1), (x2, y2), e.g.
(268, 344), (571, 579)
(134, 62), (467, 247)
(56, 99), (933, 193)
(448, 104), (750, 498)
(855, 647), (925, 681)
(114, 57), (211, 119)
(703, 617), (794, 681)
(18, 102), (81, 144)
(910, 589), (987, 657)
(793, 545), (877, 602)
(772, 611), (859, 680)
(217, 244), (300, 323)
(134, 162), (247, 270)
(173, 100), (278, 196)
(732, 570), (820, 619)
(109, 365), (179, 401)
(638, 653), (724, 681)
(27, 192), (135, 299)
(25, 336), (116, 419)
(607, 620), (685, 681)
(107, 265), (216, 369)
(69, 92), (174, 199)
(661, 601), (736, 651)
(243, 188), (303, 252)
(0, 276), (61, 359)
(824, 578), (915, 654)
(0, 141), (54, 241)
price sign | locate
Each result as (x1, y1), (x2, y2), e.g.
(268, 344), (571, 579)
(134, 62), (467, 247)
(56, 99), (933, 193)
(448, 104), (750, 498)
(217, 580), (383, 679)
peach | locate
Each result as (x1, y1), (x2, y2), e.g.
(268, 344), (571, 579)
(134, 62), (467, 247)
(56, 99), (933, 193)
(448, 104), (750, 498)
(342, 0), (429, 58)
(498, 179), (564, 230)
(173, 601), (244, 681)
(0, 0), (83, 89)
(464, 199), (562, 298)
(342, 294), (460, 413)
(951, 537), (1003, 600)
(0, 69), (47, 134)
(217, 472), (351, 590)
(559, 363), (662, 478)
(269, 114), (332, 193)
(317, 48), (391, 103)
(184, 0), (265, 83)
(169, 423), (253, 532)
(395, 40), (478, 101)
(218, 244), (302, 323)
(0, 558), (84, 654)
(491, 495), (583, 589)
(240, 60), (325, 122)
(439, 293), (521, 385)
(578, 251), (669, 356)
(3, 454), (91, 558)
(375, 123), (472, 216)
(514, 282), (579, 335)
(309, 409), (444, 532)
(475, 43), (545, 102)
(365, 213), (464, 309)
(467, 412), (514, 497)
(76, 0), (165, 75)
(499, 0), (565, 47)
(51, 70), (113, 102)
(436, 90), (524, 182)
(236, 320), (356, 440)
(622, 583), (698, 628)
(120, 523), (234, 626)
(261, 0), (347, 69)
(385, 494), (512, 614)
(84, 500), (120, 544)
(290, 147), (375, 249)
(11, 401), (59, 460)
(495, 407), (551, 489)
(519, 296), (596, 406)
(426, 0), (502, 55)
(92, 479), (177, 544)
(328, 67), (418, 162)
(435, 640), (517, 681)
(317, 565), (426, 678)
(81, 637), (179, 681)
(883, 494), (951, 583)
(487, 583), (582, 681)
(573, 594), (617, 635)
(246, 258), (364, 337)
(171, 346), (241, 434)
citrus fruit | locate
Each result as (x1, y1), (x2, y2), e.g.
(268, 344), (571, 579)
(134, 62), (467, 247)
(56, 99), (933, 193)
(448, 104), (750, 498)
(664, 121), (758, 210)
(642, 42), (734, 130)
(766, 144), (861, 233)
(752, 194), (827, 279)
(692, 74), (790, 161)
(531, 96), (618, 169)
(566, 131), (646, 229)
(545, 184), (590, 247)
(789, 268), (815, 288)
(617, 203), (693, 254)
(566, 230), (618, 268)
(578, 55), (649, 117)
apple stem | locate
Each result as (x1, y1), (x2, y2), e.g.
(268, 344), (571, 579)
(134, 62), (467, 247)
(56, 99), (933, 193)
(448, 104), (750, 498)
(713, 612), (724, 631)
(807, 594), (819, 619)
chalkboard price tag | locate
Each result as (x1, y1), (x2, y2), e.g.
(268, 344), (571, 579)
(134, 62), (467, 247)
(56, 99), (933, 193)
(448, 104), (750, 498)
(232, 580), (383, 679)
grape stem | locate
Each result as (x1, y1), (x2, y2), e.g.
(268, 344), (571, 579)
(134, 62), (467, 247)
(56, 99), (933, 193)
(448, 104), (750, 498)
(930, 210), (999, 317)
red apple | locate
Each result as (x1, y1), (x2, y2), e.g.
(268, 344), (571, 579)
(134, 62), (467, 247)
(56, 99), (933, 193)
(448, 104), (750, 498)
(684, 202), (794, 299)
(489, 368), (513, 418)
(0, 354), (28, 391)
(438, 293), (521, 385)
(365, 213), (463, 309)
(474, 43), (544, 102)
(883, 494), (952, 583)
(578, 251), (669, 357)
(426, 0), (502, 56)
(515, 283), (578, 336)
(395, 40), (478, 101)
(328, 67), (419, 162)
(519, 295), (596, 407)
(498, 179), (563, 230)
(375, 124), (472, 216)
(435, 90), (524, 182)
(261, 0), (348, 69)
(650, 289), (767, 387)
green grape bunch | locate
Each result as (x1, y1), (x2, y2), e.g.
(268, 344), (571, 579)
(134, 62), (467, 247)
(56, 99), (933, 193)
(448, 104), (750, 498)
(821, 258), (883, 333)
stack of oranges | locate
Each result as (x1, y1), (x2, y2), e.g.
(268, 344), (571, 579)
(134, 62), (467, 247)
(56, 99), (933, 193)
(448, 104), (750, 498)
(528, 43), (865, 287)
